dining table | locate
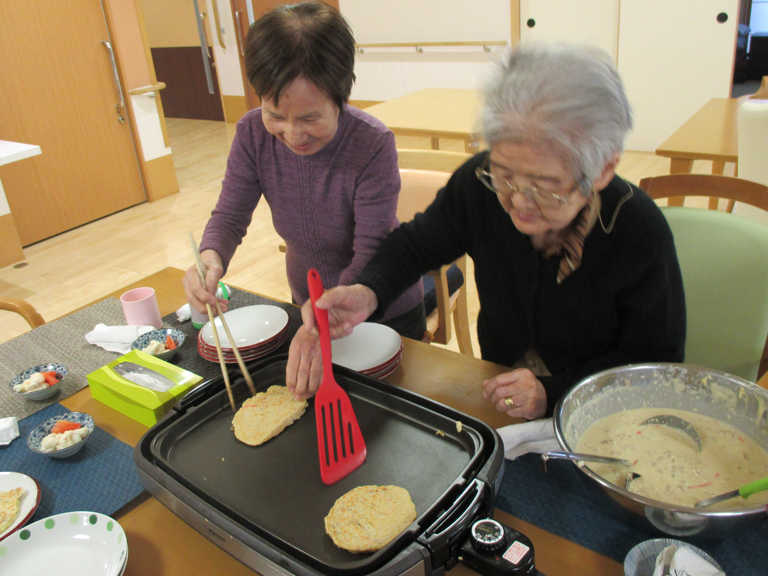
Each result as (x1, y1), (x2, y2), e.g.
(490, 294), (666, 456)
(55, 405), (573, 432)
(654, 97), (746, 208)
(363, 88), (483, 153)
(21, 266), (628, 576)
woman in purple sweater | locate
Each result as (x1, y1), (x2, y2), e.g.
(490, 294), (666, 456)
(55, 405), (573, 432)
(183, 3), (424, 369)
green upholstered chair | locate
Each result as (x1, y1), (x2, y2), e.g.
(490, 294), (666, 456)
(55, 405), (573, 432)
(661, 207), (768, 381)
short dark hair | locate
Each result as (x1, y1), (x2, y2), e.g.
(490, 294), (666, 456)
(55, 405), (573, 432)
(245, 2), (356, 109)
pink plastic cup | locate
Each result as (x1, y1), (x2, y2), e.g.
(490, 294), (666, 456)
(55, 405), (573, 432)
(120, 287), (163, 329)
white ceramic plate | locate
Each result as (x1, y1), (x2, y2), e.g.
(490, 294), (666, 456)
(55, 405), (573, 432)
(200, 305), (289, 348)
(0, 511), (127, 575)
(0, 472), (41, 541)
(331, 322), (403, 371)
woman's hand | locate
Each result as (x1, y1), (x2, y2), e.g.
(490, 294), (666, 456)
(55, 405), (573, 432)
(482, 368), (547, 420)
(286, 284), (377, 399)
(182, 249), (228, 314)
(299, 283), (378, 338)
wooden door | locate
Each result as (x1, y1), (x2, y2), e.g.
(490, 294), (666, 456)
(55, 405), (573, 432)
(519, 0), (620, 62)
(230, 0), (340, 112)
(0, 0), (146, 246)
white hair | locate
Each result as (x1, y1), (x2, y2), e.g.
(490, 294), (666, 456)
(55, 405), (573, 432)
(481, 43), (633, 195)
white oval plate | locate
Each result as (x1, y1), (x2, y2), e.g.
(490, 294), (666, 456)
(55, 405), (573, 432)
(200, 305), (289, 348)
(331, 322), (403, 371)
(0, 511), (127, 575)
(0, 472), (41, 541)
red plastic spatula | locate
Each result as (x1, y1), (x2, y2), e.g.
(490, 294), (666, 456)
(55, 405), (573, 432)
(307, 269), (367, 484)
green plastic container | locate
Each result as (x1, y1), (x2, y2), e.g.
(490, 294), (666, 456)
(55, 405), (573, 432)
(87, 350), (203, 427)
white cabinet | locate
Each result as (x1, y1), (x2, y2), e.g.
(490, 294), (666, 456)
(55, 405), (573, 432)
(520, 0), (619, 62)
(517, 0), (738, 152)
(618, 0), (737, 152)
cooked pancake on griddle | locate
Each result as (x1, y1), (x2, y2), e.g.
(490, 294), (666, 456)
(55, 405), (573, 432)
(324, 485), (417, 553)
(232, 385), (307, 446)
(0, 487), (25, 534)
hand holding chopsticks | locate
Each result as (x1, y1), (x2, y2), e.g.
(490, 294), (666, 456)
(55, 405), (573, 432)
(189, 234), (256, 411)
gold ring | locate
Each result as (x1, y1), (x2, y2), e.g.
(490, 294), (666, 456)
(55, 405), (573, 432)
(504, 397), (515, 409)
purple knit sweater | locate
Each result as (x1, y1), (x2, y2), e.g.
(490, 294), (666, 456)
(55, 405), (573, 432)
(200, 104), (423, 320)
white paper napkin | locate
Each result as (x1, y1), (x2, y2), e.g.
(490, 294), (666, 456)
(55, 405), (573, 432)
(653, 545), (725, 576)
(176, 303), (192, 322)
(0, 417), (20, 445)
(85, 323), (154, 354)
(496, 417), (561, 460)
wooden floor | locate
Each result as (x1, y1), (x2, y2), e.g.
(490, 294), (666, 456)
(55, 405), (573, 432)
(0, 117), (730, 350)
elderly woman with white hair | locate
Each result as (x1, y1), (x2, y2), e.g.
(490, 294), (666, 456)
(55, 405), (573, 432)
(286, 43), (686, 420)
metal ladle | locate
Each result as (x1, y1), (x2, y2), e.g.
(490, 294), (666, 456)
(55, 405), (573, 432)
(541, 452), (640, 489)
(640, 414), (702, 451)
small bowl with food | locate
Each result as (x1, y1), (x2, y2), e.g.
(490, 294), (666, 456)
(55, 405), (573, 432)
(131, 328), (184, 362)
(27, 412), (94, 458)
(10, 363), (67, 401)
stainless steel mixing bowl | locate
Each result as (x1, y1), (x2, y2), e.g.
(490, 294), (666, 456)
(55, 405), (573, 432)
(553, 363), (768, 538)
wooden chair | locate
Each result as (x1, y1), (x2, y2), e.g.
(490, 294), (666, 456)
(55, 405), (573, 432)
(749, 76), (768, 100)
(0, 297), (45, 328)
(638, 173), (768, 381)
(639, 173), (768, 213)
(396, 149), (474, 355)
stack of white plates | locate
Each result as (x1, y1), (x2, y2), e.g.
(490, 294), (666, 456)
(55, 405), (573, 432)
(331, 322), (403, 378)
(197, 305), (289, 364)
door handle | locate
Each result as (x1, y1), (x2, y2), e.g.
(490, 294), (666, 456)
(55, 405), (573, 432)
(193, 0), (215, 94)
(211, 0), (226, 49)
(100, 40), (125, 110)
(235, 10), (245, 57)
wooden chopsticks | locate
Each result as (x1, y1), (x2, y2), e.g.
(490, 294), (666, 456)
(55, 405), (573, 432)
(189, 234), (256, 412)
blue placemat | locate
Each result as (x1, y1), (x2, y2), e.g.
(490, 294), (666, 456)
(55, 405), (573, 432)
(494, 454), (768, 576)
(0, 403), (144, 522)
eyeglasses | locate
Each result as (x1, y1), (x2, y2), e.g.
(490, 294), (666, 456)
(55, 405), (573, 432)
(475, 157), (584, 210)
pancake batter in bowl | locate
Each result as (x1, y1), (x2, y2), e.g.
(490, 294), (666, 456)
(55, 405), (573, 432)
(576, 408), (768, 508)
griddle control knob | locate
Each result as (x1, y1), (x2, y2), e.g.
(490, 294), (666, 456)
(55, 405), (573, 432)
(470, 519), (506, 552)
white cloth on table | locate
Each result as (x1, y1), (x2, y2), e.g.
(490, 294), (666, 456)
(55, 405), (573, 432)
(652, 545), (724, 576)
(0, 417), (19, 446)
(496, 417), (560, 460)
(85, 323), (154, 354)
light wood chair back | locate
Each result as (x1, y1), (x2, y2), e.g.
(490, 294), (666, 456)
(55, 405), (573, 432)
(639, 173), (768, 214)
(749, 76), (768, 100)
(0, 297), (45, 328)
(397, 148), (474, 355)
(397, 148), (472, 173)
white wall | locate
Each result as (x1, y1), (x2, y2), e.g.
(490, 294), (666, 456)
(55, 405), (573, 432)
(340, 0), (511, 101)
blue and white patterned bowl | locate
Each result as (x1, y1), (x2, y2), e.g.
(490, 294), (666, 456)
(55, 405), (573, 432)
(624, 538), (723, 576)
(130, 328), (185, 362)
(27, 412), (95, 459)
(9, 363), (67, 401)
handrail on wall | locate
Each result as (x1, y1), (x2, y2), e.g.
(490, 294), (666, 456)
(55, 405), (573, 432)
(128, 83), (167, 96)
(355, 40), (507, 54)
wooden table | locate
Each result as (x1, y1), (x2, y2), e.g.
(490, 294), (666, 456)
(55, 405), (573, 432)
(364, 88), (483, 153)
(59, 267), (622, 576)
(655, 97), (742, 176)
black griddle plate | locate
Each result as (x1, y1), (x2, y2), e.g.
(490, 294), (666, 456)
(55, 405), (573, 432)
(142, 356), (493, 575)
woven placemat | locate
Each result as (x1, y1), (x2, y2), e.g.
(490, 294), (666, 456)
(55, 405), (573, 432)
(165, 288), (302, 382)
(0, 291), (302, 422)
(2, 403), (144, 522)
(0, 298), (132, 421)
